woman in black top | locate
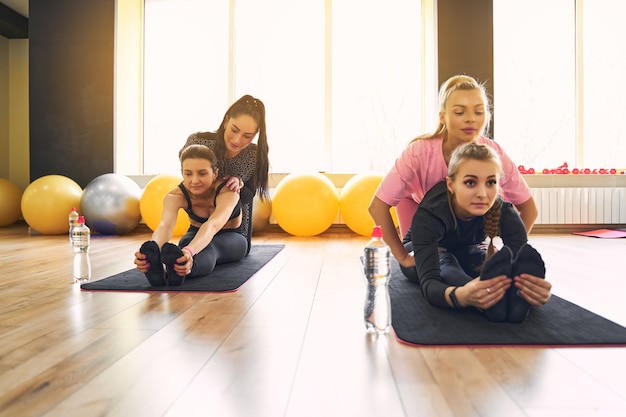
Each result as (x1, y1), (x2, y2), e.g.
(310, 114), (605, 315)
(135, 145), (247, 286)
(410, 143), (552, 322)
(180, 95), (270, 252)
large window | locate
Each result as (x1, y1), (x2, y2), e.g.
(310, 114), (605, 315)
(494, 0), (626, 171)
(143, 0), (230, 176)
(143, 0), (431, 176)
(580, 0), (626, 169)
(142, 0), (625, 176)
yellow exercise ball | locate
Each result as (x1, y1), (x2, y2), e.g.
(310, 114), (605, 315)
(339, 173), (399, 236)
(0, 178), (23, 227)
(339, 173), (384, 236)
(21, 175), (83, 235)
(272, 173), (339, 237)
(252, 195), (272, 234)
(140, 174), (190, 237)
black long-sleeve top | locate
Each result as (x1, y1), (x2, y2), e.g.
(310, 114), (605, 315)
(411, 181), (528, 307)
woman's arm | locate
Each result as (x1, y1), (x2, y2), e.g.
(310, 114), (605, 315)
(135, 190), (182, 271)
(413, 242), (448, 307)
(368, 196), (413, 268)
(500, 200), (531, 255)
(513, 197), (538, 234)
(411, 205), (451, 307)
(239, 180), (255, 204)
(150, 192), (182, 247)
(185, 187), (241, 253)
(222, 146), (257, 201)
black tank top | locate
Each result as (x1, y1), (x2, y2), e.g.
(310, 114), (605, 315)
(178, 182), (242, 224)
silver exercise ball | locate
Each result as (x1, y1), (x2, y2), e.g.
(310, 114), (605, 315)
(80, 173), (142, 235)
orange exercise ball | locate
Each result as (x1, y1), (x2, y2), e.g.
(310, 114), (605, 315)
(139, 174), (190, 237)
(272, 173), (339, 237)
(339, 173), (399, 236)
(0, 178), (23, 227)
(21, 175), (83, 234)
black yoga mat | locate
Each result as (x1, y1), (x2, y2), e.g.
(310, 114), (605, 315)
(389, 260), (626, 346)
(81, 245), (284, 292)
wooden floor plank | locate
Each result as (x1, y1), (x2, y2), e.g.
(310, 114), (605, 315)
(0, 328), (154, 417)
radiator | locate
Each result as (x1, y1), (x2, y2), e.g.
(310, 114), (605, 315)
(531, 187), (626, 224)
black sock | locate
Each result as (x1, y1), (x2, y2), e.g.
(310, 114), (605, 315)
(140, 240), (165, 286)
(480, 246), (513, 323)
(508, 243), (546, 323)
(512, 243), (546, 279)
(161, 242), (187, 286)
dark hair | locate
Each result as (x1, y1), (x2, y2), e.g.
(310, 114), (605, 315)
(180, 144), (218, 172)
(215, 95), (270, 199)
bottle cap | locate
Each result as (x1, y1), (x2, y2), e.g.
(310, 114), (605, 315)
(77, 216), (85, 224)
(372, 225), (383, 238)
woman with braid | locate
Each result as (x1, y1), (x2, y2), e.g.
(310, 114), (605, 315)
(369, 75), (537, 282)
(410, 143), (551, 323)
(180, 95), (270, 254)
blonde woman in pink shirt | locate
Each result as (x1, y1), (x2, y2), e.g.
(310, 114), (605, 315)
(369, 75), (538, 280)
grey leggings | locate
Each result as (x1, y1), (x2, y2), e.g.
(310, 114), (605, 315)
(178, 226), (248, 278)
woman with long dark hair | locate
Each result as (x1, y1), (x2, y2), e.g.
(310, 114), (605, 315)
(180, 95), (270, 253)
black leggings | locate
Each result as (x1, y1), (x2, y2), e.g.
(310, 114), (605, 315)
(401, 240), (486, 286)
(178, 226), (248, 278)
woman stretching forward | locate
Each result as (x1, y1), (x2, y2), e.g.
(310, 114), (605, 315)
(411, 142), (551, 322)
(134, 145), (247, 286)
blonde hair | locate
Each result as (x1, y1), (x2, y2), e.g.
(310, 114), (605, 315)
(447, 142), (502, 261)
(411, 75), (492, 143)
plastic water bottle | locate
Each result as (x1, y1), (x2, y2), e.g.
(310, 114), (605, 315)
(363, 225), (391, 335)
(72, 216), (90, 253)
(69, 207), (79, 243)
(72, 216), (91, 283)
(73, 251), (91, 283)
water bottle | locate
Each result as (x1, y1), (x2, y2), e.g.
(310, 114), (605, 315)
(72, 216), (91, 283)
(69, 207), (79, 243)
(72, 216), (90, 253)
(363, 225), (391, 335)
(73, 252), (91, 283)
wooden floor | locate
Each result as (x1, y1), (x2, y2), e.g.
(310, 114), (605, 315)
(1, 222), (626, 417)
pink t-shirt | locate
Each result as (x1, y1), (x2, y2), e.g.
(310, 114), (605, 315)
(375, 136), (532, 236)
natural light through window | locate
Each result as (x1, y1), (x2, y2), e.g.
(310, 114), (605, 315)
(494, 0), (626, 171)
(331, 1), (423, 173)
(143, 0), (229, 176)
(142, 0), (428, 176)
(581, 0), (626, 169)
(233, 0), (325, 173)
(493, 0), (576, 171)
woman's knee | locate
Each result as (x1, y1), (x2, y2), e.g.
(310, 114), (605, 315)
(400, 264), (420, 284)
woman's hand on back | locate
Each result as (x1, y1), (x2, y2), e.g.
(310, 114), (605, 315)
(223, 176), (244, 193)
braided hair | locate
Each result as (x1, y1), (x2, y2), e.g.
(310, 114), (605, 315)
(483, 198), (502, 260)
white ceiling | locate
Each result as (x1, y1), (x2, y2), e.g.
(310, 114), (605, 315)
(0, 0), (28, 17)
